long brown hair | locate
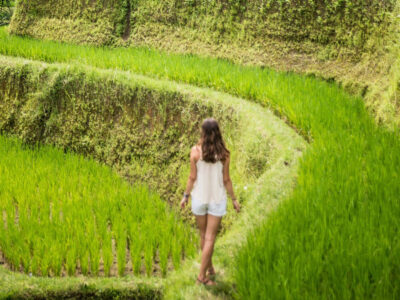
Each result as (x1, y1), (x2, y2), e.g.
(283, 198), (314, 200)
(198, 118), (230, 163)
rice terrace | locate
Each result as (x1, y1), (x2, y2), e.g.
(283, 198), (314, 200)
(0, 0), (399, 299)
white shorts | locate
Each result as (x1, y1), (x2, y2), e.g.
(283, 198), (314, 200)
(191, 197), (227, 217)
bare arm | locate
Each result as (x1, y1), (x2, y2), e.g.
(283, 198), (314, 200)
(180, 147), (199, 209)
(223, 155), (240, 213)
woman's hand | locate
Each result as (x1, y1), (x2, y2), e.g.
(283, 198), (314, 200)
(180, 197), (188, 209)
(232, 199), (240, 213)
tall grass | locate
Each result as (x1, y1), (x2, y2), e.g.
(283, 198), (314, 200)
(0, 26), (399, 297)
(0, 135), (197, 277)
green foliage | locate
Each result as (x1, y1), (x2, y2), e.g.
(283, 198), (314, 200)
(117, 0), (138, 38)
(9, 0), (118, 45)
(12, 0), (396, 50)
(9, 0), (396, 54)
(0, 24), (398, 297)
(0, 4), (13, 26)
(1, 5), (399, 294)
(130, 0), (395, 56)
(0, 0), (12, 8)
(0, 134), (195, 277)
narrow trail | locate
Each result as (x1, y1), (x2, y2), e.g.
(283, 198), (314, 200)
(160, 81), (306, 299)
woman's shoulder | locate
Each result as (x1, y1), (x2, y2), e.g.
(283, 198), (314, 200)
(190, 145), (201, 161)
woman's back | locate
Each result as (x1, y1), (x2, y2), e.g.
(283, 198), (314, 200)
(191, 146), (227, 205)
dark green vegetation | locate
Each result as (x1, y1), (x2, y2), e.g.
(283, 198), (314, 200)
(9, 0), (400, 127)
(0, 0), (14, 26)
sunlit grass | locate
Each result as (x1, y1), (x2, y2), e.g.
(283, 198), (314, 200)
(0, 135), (197, 277)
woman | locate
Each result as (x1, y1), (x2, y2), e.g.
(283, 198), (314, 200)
(180, 118), (240, 286)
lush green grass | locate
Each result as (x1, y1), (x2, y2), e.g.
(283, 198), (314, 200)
(0, 26), (399, 298)
(0, 135), (196, 278)
(236, 131), (400, 299)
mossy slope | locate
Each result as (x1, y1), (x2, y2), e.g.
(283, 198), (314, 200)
(0, 55), (236, 204)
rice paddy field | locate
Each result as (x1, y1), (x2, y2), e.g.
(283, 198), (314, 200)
(0, 135), (196, 278)
(0, 10), (399, 299)
(0, 52), (306, 299)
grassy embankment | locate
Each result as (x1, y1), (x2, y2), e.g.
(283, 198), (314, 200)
(0, 55), (306, 299)
(0, 261), (163, 300)
(0, 26), (398, 298)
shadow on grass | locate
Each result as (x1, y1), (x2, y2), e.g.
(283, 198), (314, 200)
(201, 277), (235, 299)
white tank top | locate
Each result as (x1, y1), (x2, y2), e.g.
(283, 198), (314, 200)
(191, 150), (227, 205)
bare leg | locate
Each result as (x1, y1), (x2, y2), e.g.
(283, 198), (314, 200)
(198, 214), (221, 282)
(195, 215), (214, 272)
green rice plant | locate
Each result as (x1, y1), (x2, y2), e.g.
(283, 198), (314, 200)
(80, 250), (90, 276)
(6, 206), (15, 231)
(8, 247), (20, 272)
(51, 246), (63, 277)
(40, 255), (50, 277)
(21, 249), (30, 274)
(31, 254), (40, 276)
(102, 231), (113, 277)
(116, 230), (127, 277)
(171, 236), (182, 271)
(0, 134), (195, 277)
(89, 239), (100, 276)
(65, 247), (76, 276)
(182, 227), (196, 259)
(144, 244), (154, 277)
(158, 239), (169, 277)
(129, 225), (143, 276)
